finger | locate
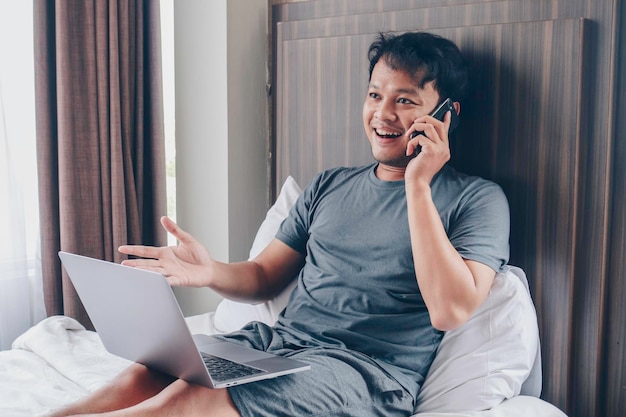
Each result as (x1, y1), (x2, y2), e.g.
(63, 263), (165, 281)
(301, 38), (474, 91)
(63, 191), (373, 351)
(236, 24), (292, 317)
(133, 265), (173, 278)
(406, 138), (422, 156)
(119, 244), (154, 258)
(138, 266), (166, 275)
(120, 259), (171, 276)
(121, 258), (162, 268)
(408, 118), (430, 139)
(421, 115), (447, 144)
(161, 216), (196, 246)
(164, 276), (184, 286)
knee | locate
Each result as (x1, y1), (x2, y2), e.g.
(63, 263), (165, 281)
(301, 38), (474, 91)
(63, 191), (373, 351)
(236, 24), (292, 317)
(115, 363), (174, 390)
(112, 363), (147, 387)
(152, 381), (241, 416)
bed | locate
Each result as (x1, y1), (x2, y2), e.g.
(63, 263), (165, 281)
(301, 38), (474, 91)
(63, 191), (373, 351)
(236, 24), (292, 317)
(0, 176), (567, 416)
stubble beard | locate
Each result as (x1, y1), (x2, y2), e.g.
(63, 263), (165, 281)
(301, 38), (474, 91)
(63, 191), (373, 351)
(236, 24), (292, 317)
(372, 149), (412, 168)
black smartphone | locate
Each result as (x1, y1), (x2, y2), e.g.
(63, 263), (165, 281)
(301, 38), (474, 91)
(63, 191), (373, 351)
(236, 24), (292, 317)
(410, 98), (459, 139)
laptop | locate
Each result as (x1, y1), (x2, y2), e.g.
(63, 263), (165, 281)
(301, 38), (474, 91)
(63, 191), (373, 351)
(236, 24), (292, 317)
(58, 251), (310, 389)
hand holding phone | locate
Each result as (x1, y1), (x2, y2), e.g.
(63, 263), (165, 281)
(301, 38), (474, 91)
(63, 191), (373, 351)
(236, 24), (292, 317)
(410, 98), (459, 154)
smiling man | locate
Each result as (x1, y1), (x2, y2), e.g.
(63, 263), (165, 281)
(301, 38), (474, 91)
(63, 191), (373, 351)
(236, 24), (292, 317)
(49, 32), (510, 417)
(364, 33), (463, 178)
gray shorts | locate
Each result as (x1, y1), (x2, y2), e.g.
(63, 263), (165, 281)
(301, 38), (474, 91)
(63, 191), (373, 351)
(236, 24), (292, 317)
(219, 322), (415, 417)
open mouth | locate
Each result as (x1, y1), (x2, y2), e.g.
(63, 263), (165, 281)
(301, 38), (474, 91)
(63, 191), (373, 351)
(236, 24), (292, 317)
(374, 128), (403, 139)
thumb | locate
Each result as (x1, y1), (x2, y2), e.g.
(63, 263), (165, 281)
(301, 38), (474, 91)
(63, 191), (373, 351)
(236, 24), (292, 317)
(160, 216), (195, 245)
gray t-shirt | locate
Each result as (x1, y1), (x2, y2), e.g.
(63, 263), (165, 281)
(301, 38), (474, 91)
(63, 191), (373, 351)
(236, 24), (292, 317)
(273, 163), (510, 396)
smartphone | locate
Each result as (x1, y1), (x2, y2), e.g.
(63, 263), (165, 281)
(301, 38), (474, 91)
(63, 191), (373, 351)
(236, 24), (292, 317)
(410, 98), (459, 140)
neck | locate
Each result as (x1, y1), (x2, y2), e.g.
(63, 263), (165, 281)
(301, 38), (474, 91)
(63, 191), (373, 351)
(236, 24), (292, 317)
(375, 163), (406, 181)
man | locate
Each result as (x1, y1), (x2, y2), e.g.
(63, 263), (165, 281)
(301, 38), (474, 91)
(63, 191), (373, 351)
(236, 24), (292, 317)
(50, 31), (509, 417)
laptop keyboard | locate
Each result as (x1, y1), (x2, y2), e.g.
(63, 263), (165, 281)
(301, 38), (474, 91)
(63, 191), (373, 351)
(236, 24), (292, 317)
(201, 353), (264, 381)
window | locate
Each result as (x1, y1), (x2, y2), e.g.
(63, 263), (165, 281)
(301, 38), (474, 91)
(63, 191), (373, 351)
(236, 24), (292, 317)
(0, 1), (45, 350)
(161, 0), (176, 245)
(0, 3), (176, 349)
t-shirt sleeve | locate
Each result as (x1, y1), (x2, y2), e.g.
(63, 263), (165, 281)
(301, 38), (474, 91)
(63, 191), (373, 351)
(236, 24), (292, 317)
(274, 174), (320, 255)
(449, 180), (510, 272)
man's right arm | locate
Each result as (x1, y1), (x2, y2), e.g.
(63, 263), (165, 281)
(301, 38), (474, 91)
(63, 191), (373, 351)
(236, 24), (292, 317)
(119, 216), (305, 304)
(209, 238), (304, 303)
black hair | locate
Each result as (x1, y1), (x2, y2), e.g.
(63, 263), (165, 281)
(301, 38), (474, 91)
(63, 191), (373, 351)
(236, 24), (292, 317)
(367, 32), (469, 102)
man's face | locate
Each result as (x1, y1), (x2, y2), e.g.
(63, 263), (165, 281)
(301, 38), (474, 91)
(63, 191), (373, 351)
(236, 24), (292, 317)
(363, 58), (441, 168)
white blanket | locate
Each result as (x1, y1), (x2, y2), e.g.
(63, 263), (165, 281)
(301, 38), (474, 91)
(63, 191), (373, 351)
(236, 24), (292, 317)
(0, 316), (566, 417)
(0, 316), (130, 416)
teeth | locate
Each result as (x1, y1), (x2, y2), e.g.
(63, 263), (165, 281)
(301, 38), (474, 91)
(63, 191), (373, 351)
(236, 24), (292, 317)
(375, 128), (401, 138)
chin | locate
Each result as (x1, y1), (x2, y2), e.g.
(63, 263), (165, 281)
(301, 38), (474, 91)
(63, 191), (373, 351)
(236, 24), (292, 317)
(369, 138), (412, 166)
(373, 152), (412, 168)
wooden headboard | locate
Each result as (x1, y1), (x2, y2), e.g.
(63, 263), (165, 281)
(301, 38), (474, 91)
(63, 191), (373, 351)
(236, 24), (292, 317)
(269, 1), (626, 417)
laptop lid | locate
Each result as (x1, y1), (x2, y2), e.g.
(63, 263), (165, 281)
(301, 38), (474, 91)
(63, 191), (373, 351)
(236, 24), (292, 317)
(58, 251), (310, 388)
(58, 251), (214, 387)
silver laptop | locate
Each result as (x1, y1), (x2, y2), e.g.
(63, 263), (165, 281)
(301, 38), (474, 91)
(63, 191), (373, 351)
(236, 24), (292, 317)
(58, 251), (310, 389)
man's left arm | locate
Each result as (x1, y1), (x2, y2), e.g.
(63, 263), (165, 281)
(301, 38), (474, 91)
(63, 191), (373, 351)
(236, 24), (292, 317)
(405, 182), (497, 331)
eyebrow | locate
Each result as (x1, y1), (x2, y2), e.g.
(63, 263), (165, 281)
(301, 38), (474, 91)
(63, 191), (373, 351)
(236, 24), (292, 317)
(396, 87), (419, 95)
(368, 82), (420, 96)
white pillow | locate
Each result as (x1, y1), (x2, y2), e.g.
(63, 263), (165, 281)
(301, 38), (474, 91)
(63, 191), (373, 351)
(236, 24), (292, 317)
(415, 265), (541, 413)
(212, 176), (302, 333)
(413, 396), (567, 417)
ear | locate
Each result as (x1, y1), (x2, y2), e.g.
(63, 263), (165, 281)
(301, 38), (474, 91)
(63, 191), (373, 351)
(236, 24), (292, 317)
(453, 101), (461, 116)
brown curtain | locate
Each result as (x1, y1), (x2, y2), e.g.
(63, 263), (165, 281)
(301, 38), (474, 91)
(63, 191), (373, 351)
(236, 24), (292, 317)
(33, 0), (167, 329)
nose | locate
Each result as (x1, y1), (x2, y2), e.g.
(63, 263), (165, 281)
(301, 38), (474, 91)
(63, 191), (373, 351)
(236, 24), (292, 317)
(374, 99), (397, 122)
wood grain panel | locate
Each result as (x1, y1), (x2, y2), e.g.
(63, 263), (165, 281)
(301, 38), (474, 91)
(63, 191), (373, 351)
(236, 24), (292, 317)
(275, 32), (374, 186)
(443, 21), (585, 411)
(275, 0), (587, 40)
(602, 2), (626, 415)
(273, 0), (572, 23)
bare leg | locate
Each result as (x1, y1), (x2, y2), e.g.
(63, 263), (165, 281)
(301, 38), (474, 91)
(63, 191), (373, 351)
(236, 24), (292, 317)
(46, 363), (240, 417)
(94, 378), (241, 417)
(46, 364), (175, 416)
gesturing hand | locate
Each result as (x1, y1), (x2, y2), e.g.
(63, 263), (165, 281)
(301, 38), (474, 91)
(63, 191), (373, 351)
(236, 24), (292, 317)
(118, 216), (214, 287)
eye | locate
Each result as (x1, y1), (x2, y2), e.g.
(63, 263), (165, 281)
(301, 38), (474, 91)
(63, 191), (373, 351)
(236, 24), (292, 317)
(397, 97), (415, 105)
(368, 92), (380, 100)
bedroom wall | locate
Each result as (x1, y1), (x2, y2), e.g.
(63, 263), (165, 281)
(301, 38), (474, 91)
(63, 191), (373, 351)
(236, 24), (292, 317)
(172, 0), (269, 316)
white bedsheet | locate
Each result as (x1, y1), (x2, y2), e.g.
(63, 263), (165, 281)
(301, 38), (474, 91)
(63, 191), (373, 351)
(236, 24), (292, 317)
(0, 316), (566, 417)
(0, 316), (130, 416)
